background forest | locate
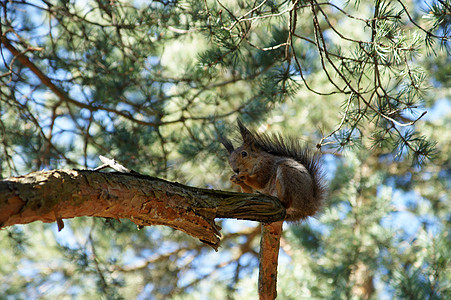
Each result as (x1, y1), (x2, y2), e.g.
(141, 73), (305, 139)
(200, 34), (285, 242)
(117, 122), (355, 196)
(0, 0), (450, 299)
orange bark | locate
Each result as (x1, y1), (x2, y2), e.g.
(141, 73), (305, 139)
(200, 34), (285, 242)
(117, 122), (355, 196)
(258, 221), (283, 299)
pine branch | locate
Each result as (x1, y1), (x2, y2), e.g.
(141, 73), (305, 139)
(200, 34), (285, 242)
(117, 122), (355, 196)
(0, 34), (159, 127)
(0, 169), (286, 251)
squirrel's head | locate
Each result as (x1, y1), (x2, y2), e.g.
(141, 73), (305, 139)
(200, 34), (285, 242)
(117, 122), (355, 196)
(219, 120), (263, 174)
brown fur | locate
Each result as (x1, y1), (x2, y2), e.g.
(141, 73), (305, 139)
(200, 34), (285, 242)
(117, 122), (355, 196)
(220, 120), (327, 222)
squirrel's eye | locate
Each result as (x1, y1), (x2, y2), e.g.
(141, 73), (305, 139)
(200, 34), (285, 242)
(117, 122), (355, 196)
(241, 151), (247, 157)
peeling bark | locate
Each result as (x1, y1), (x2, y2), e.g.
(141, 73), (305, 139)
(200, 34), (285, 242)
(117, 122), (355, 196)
(0, 169), (286, 250)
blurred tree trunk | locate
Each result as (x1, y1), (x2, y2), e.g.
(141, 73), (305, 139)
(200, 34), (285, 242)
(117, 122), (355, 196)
(349, 156), (378, 299)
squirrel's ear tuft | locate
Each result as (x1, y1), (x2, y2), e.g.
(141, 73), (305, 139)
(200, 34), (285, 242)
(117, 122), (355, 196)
(219, 136), (234, 154)
(237, 119), (258, 149)
(237, 119), (256, 147)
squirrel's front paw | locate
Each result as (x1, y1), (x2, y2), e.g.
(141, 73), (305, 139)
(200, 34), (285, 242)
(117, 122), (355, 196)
(236, 171), (249, 181)
(230, 174), (243, 184)
(231, 171), (250, 184)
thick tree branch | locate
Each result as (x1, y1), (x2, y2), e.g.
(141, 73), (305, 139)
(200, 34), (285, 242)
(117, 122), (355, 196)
(0, 169), (286, 250)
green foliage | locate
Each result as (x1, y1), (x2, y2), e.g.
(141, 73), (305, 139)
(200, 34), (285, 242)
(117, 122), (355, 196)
(0, 0), (449, 298)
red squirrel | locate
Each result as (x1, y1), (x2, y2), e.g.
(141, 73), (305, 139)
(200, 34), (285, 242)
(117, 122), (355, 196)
(220, 120), (327, 222)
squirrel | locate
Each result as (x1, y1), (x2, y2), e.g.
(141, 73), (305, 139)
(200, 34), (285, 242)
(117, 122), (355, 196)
(220, 120), (327, 222)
